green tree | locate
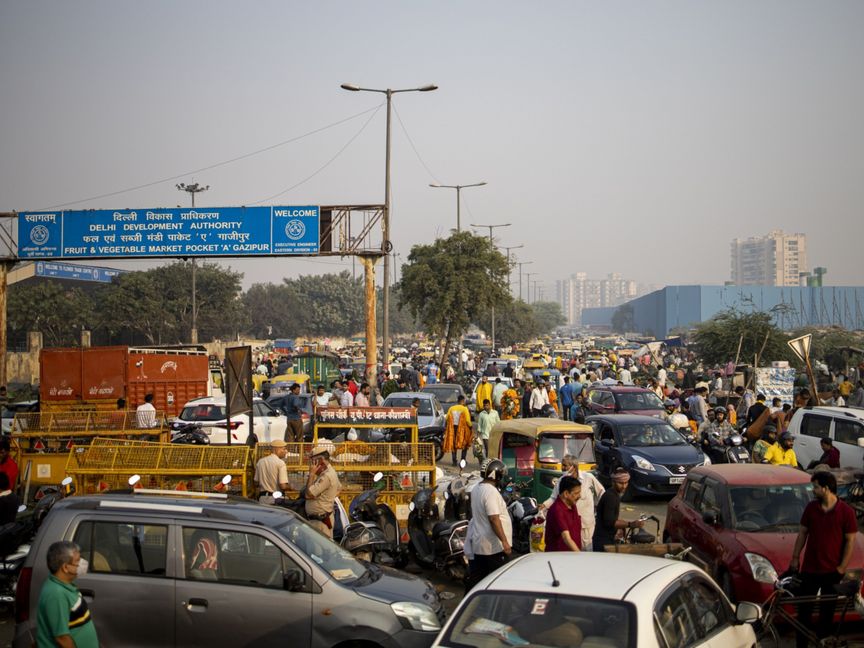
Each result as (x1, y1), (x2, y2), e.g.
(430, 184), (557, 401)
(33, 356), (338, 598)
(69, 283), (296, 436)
(287, 271), (365, 337)
(692, 308), (794, 368)
(476, 299), (537, 347)
(611, 304), (635, 334)
(7, 282), (94, 346)
(399, 232), (510, 364)
(531, 301), (566, 334)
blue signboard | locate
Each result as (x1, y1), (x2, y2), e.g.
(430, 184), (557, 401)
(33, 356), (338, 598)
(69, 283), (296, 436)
(17, 206), (320, 259)
(34, 261), (126, 283)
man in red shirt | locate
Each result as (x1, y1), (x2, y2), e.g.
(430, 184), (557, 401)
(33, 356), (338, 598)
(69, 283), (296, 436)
(544, 476), (582, 552)
(790, 471), (858, 647)
(0, 439), (18, 490)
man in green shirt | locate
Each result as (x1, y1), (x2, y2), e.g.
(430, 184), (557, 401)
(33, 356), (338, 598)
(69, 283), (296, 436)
(37, 540), (99, 648)
(475, 399), (501, 459)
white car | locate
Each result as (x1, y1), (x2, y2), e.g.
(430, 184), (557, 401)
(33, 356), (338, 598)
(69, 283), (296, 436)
(790, 405), (864, 468)
(432, 552), (760, 648)
(174, 396), (287, 444)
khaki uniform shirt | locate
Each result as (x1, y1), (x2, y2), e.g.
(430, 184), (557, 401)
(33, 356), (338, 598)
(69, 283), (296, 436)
(305, 464), (341, 517)
(255, 453), (288, 493)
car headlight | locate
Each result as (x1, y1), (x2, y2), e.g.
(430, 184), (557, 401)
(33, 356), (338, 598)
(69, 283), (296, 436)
(391, 601), (441, 632)
(632, 455), (656, 472)
(745, 553), (778, 584)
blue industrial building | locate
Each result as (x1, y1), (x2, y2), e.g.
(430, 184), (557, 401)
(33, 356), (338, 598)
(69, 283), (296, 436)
(581, 285), (864, 338)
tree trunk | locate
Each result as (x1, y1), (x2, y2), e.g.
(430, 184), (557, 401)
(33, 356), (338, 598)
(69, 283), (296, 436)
(439, 319), (453, 368)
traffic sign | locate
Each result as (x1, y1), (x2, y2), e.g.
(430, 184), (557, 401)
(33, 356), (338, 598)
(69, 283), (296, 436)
(17, 206), (320, 260)
(787, 334), (812, 362)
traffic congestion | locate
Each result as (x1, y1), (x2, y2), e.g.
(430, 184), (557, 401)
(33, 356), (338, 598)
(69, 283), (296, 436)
(2, 333), (864, 647)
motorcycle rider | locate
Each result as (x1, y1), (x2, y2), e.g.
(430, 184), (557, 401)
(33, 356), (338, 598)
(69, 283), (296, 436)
(464, 459), (512, 591)
(752, 424), (779, 464)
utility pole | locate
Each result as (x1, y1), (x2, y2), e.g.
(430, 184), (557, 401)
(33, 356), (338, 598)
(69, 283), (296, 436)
(517, 261), (533, 302)
(524, 272), (537, 304)
(501, 245), (523, 295)
(470, 222), (510, 355)
(176, 182), (209, 345)
(429, 182), (486, 232)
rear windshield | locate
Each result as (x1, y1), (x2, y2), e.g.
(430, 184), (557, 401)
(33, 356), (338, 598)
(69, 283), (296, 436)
(386, 397), (433, 416)
(619, 423), (686, 447)
(179, 404), (226, 421)
(423, 387), (460, 403)
(442, 591), (634, 648)
(616, 391), (664, 411)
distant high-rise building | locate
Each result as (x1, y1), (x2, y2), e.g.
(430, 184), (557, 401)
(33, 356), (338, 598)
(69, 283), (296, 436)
(556, 272), (636, 326)
(730, 230), (807, 287)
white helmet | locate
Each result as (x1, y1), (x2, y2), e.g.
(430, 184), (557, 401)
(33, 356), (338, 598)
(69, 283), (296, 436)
(669, 413), (689, 430)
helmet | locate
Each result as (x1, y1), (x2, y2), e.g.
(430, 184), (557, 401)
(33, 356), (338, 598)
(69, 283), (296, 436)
(714, 406), (727, 416)
(669, 413), (689, 430)
(780, 432), (794, 443)
(664, 399), (676, 409)
(481, 458), (507, 483)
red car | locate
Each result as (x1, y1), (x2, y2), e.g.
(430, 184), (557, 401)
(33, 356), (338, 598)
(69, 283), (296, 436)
(664, 464), (864, 604)
(585, 385), (666, 418)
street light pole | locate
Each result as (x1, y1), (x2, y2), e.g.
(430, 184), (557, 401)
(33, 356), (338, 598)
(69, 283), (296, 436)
(176, 182), (209, 345)
(517, 261), (533, 302)
(342, 83), (437, 376)
(524, 272), (537, 304)
(501, 244), (523, 294)
(470, 222), (510, 355)
(429, 182), (486, 232)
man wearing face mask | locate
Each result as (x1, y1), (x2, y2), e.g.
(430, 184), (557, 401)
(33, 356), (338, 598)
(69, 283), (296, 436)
(37, 540), (98, 648)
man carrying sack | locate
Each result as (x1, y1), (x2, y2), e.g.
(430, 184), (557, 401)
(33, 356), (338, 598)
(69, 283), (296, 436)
(305, 443), (341, 538)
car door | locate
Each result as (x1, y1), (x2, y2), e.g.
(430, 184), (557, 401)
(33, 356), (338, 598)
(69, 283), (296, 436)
(674, 477), (714, 569)
(690, 479), (728, 577)
(832, 417), (864, 467)
(592, 421), (617, 479)
(174, 524), (312, 648)
(794, 412), (832, 466)
(72, 517), (175, 646)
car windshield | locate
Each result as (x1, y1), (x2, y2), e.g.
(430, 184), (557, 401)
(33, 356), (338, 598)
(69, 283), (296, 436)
(538, 435), (595, 464)
(423, 387), (460, 404)
(615, 391), (664, 411)
(274, 517), (367, 583)
(619, 423), (686, 447)
(386, 397), (433, 416)
(729, 484), (813, 532)
(179, 404), (226, 421)
(442, 591), (634, 648)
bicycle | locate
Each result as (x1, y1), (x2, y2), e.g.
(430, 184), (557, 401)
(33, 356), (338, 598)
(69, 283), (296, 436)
(757, 574), (860, 647)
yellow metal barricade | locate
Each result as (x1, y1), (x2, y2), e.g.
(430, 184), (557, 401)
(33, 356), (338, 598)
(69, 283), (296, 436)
(255, 440), (436, 524)
(65, 438), (251, 496)
(11, 411), (170, 488)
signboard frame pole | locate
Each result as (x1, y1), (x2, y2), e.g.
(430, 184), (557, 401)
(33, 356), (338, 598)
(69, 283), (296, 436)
(361, 255), (381, 390)
(0, 261), (10, 387)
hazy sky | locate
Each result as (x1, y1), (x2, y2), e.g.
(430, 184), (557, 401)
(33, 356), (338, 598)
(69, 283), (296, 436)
(2, 1), (863, 295)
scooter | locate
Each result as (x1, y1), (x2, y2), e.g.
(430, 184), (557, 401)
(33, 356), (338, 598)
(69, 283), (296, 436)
(406, 488), (468, 581)
(341, 473), (405, 566)
(442, 459), (481, 521)
(704, 432), (750, 464)
(504, 486), (538, 555)
(0, 504), (32, 608)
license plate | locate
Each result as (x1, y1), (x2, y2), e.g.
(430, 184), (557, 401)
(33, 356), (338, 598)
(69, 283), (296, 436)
(669, 476), (685, 485)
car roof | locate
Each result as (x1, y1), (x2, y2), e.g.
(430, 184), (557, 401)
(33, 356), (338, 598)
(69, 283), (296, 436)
(183, 396), (263, 406)
(795, 406), (864, 422)
(686, 464), (812, 486)
(50, 493), (298, 527)
(385, 392), (435, 400)
(587, 414), (670, 425)
(590, 386), (652, 393)
(479, 553), (696, 599)
(421, 383), (462, 390)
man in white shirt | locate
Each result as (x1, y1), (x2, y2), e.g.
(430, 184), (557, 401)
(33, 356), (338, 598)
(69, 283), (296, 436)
(657, 366), (668, 388)
(339, 387), (354, 407)
(618, 367), (632, 384)
(135, 393), (158, 428)
(529, 380), (550, 416)
(465, 459), (512, 591)
(491, 378), (508, 411)
(354, 383), (371, 407)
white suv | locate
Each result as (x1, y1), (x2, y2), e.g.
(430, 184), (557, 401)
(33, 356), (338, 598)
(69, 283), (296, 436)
(789, 406), (864, 468)
(174, 396), (287, 444)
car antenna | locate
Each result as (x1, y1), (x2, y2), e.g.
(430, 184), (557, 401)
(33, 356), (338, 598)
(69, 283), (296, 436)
(548, 561), (560, 588)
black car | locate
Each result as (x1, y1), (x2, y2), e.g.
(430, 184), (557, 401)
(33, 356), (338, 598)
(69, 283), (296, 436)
(588, 414), (708, 500)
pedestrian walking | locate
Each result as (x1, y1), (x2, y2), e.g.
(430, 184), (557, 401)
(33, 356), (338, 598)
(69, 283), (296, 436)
(443, 395), (472, 465)
(254, 440), (289, 504)
(558, 375), (575, 421)
(544, 475), (582, 552)
(530, 380), (549, 417)
(475, 399), (500, 461)
(135, 393), (158, 429)
(464, 459), (512, 591)
(789, 471), (858, 648)
(37, 541), (99, 648)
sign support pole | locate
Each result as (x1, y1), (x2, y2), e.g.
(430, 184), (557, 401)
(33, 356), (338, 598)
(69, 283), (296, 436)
(0, 261), (10, 387)
(362, 255), (380, 391)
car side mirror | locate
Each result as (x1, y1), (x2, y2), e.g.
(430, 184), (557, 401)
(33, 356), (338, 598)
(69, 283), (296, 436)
(283, 568), (306, 592)
(701, 510), (719, 526)
(600, 438), (614, 447)
(735, 601), (762, 624)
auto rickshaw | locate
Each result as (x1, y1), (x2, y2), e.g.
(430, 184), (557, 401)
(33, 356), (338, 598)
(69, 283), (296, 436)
(488, 419), (596, 502)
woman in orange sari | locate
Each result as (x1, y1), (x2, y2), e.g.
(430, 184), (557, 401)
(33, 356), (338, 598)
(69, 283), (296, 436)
(501, 386), (520, 420)
(442, 395), (472, 465)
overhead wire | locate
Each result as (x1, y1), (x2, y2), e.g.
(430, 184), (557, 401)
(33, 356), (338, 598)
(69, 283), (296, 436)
(249, 102), (384, 204)
(392, 103), (442, 185)
(37, 104), (383, 211)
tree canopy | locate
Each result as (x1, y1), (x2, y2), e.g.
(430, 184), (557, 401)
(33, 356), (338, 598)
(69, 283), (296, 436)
(692, 308), (794, 367)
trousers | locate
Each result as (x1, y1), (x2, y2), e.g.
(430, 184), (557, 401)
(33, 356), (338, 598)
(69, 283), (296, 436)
(795, 571), (843, 648)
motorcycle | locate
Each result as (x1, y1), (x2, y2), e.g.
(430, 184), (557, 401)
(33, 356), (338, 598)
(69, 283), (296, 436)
(341, 473), (405, 566)
(442, 459), (481, 521)
(406, 488), (468, 582)
(0, 505), (32, 608)
(504, 486), (538, 555)
(704, 432), (750, 464)
(170, 421), (210, 445)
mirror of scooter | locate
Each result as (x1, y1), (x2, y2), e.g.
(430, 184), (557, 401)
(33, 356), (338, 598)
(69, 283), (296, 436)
(459, 459), (467, 470)
(128, 475), (141, 487)
(272, 491), (283, 499)
(408, 501), (415, 512)
(17, 505), (26, 513)
(61, 476), (73, 487)
(373, 472), (384, 483)
(221, 474), (232, 486)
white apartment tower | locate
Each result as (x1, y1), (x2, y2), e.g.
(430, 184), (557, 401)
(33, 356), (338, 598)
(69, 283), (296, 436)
(556, 273), (637, 326)
(730, 230), (807, 286)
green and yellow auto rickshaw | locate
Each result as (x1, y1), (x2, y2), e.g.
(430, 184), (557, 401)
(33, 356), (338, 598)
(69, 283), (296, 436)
(488, 418), (596, 502)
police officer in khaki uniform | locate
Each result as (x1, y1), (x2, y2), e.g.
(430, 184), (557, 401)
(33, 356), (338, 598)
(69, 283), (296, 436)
(254, 440), (289, 504)
(305, 443), (341, 538)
